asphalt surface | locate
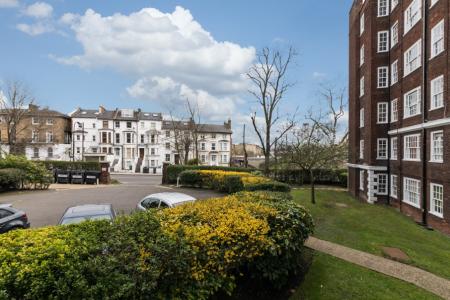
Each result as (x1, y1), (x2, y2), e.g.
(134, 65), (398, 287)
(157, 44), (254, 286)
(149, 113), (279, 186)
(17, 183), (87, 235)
(0, 174), (223, 228)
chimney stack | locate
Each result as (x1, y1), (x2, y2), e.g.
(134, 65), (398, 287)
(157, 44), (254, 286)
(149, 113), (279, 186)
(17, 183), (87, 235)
(224, 118), (231, 129)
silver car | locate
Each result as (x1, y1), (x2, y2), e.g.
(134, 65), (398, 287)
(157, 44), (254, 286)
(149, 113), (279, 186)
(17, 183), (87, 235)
(59, 204), (116, 225)
(137, 193), (196, 211)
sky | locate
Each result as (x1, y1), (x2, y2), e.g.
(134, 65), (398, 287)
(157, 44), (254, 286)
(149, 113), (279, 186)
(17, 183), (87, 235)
(0, 0), (353, 142)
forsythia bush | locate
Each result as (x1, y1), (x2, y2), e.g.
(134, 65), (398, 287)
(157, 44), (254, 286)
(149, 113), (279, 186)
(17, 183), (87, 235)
(178, 169), (291, 193)
(165, 165), (253, 183)
(0, 192), (313, 300)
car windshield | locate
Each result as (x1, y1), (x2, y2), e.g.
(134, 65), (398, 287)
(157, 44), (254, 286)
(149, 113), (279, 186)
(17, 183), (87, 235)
(61, 214), (112, 225)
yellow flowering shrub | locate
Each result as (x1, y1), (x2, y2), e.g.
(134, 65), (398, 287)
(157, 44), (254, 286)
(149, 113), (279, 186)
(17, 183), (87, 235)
(178, 169), (290, 193)
(0, 192), (312, 300)
(158, 195), (276, 285)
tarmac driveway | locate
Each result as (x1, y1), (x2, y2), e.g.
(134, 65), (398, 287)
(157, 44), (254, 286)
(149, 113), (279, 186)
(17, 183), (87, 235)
(0, 174), (223, 228)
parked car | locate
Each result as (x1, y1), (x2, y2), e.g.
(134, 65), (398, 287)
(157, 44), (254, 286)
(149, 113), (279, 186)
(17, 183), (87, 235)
(59, 204), (116, 225)
(0, 204), (30, 234)
(137, 193), (197, 211)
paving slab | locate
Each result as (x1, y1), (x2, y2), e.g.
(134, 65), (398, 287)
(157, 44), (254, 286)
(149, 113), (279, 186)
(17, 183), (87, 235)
(305, 237), (450, 299)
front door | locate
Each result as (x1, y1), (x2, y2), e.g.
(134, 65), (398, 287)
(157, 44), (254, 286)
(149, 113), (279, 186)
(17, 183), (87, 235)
(139, 148), (145, 159)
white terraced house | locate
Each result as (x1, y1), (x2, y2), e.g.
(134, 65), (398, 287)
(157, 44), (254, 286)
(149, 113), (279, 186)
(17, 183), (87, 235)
(161, 120), (232, 166)
(70, 106), (232, 173)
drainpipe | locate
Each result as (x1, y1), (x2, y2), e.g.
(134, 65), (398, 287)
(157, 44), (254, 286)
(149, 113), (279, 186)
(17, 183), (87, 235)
(421, 0), (428, 227)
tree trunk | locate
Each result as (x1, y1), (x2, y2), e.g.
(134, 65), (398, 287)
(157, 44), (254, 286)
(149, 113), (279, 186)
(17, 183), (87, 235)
(264, 153), (270, 175)
(310, 170), (316, 204)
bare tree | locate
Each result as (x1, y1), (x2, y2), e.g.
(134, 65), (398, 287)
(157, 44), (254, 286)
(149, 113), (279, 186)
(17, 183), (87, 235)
(279, 85), (348, 204)
(247, 47), (297, 174)
(0, 81), (35, 154)
(186, 98), (204, 163)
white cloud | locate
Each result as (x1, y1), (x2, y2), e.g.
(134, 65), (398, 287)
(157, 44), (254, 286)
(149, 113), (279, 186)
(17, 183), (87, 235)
(127, 76), (236, 119)
(0, 0), (18, 8)
(56, 6), (255, 119)
(17, 22), (53, 35)
(22, 2), (53, 18)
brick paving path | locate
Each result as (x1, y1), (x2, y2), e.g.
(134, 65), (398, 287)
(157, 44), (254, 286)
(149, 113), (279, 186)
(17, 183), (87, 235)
(305, 237), (450, 299)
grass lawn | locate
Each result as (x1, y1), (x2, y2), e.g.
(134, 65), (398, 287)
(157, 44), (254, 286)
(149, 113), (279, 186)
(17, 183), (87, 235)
(292, 188), (450, 279)
(292, 252), (440, 300)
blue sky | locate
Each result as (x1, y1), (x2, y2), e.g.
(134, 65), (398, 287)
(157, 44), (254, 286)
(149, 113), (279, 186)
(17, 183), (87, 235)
(0, 0), (353, 139)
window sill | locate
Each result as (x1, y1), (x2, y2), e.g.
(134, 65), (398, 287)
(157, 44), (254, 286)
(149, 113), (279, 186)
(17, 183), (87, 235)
(403, 113), (422, 119)
(429, 160), (443, 164)
(377, 157), (388, 160)
(403, 159), (421, 162)
(429, 211), (443, 219)
(429, 106), (444, 112)
(429, 51), (444, 61)
(390, 195), (398, 199)
(402, 200), (421, 209)
(377, 121), (388, 125)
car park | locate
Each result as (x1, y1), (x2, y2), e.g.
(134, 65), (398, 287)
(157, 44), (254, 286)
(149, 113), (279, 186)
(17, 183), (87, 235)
(59, 204), (116, 225)
(137, 192), (196, 211)
(0, 204), (30, 234)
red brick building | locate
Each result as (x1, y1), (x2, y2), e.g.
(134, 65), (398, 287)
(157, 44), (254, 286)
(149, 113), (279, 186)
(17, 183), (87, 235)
(349, 0), (450, 233)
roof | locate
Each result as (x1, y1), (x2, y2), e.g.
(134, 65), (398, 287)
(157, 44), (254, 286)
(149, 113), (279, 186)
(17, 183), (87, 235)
(161, 120), (232, 134)
(71, 108), (162, 121)
(70, 109), (100, 119)
(145, 192), (196, 206)
(63, 204), (113, 218)
(0, 108), (68, 118)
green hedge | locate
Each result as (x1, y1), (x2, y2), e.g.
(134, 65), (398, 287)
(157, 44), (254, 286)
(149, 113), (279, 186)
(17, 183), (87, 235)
(0, 192), (314, 299)
(40, 161), (101, 171)
(245, 181), (291, 193)
(165, 165), (253, 184)
(0, 169), (24, 191)
(270, 168), (348, 187)
(0, 155), (53, 190)
(178, 170), (290, 194)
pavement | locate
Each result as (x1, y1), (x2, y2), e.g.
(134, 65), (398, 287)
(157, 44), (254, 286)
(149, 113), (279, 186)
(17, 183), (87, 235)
(305, 237), (450, 299)
(0, 174), (223, 228)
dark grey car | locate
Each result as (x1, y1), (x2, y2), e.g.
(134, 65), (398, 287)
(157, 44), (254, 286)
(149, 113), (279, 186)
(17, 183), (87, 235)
(59, 204), (116, 225)
(0, 204), (30, 234)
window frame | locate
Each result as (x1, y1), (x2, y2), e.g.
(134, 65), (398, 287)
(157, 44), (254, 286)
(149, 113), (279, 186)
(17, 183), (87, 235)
(359, 170), (365, 191)
(360, 76), (365, 97)
(391, 21), (399, 48)
(377, 31), (389, 52)
(431, 19), (445, 59)
(377, 67), (389, 88)
(404, 0), (422, 35)
(404, 39), (422, 77)
(403, 86), (421, 118)
(360, 108), (364, 128)
(377, 0), (389, 17)
(403, 134), (421, 161)
(391, 60), (398, 85)
(430, 130), (444, 163)
(378, 174), (388, 195)
(403, 177), (421, 208)
(390, 137), (398, 160)
(391, 98), (398, 122)
(390, 174), (398, 198)
(360, 139), (364, 159)
(377, 102), (388, 123)
(429, 183), (444, 218)
(377, 138), (388, 160)
(430, 75), (444, 110)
